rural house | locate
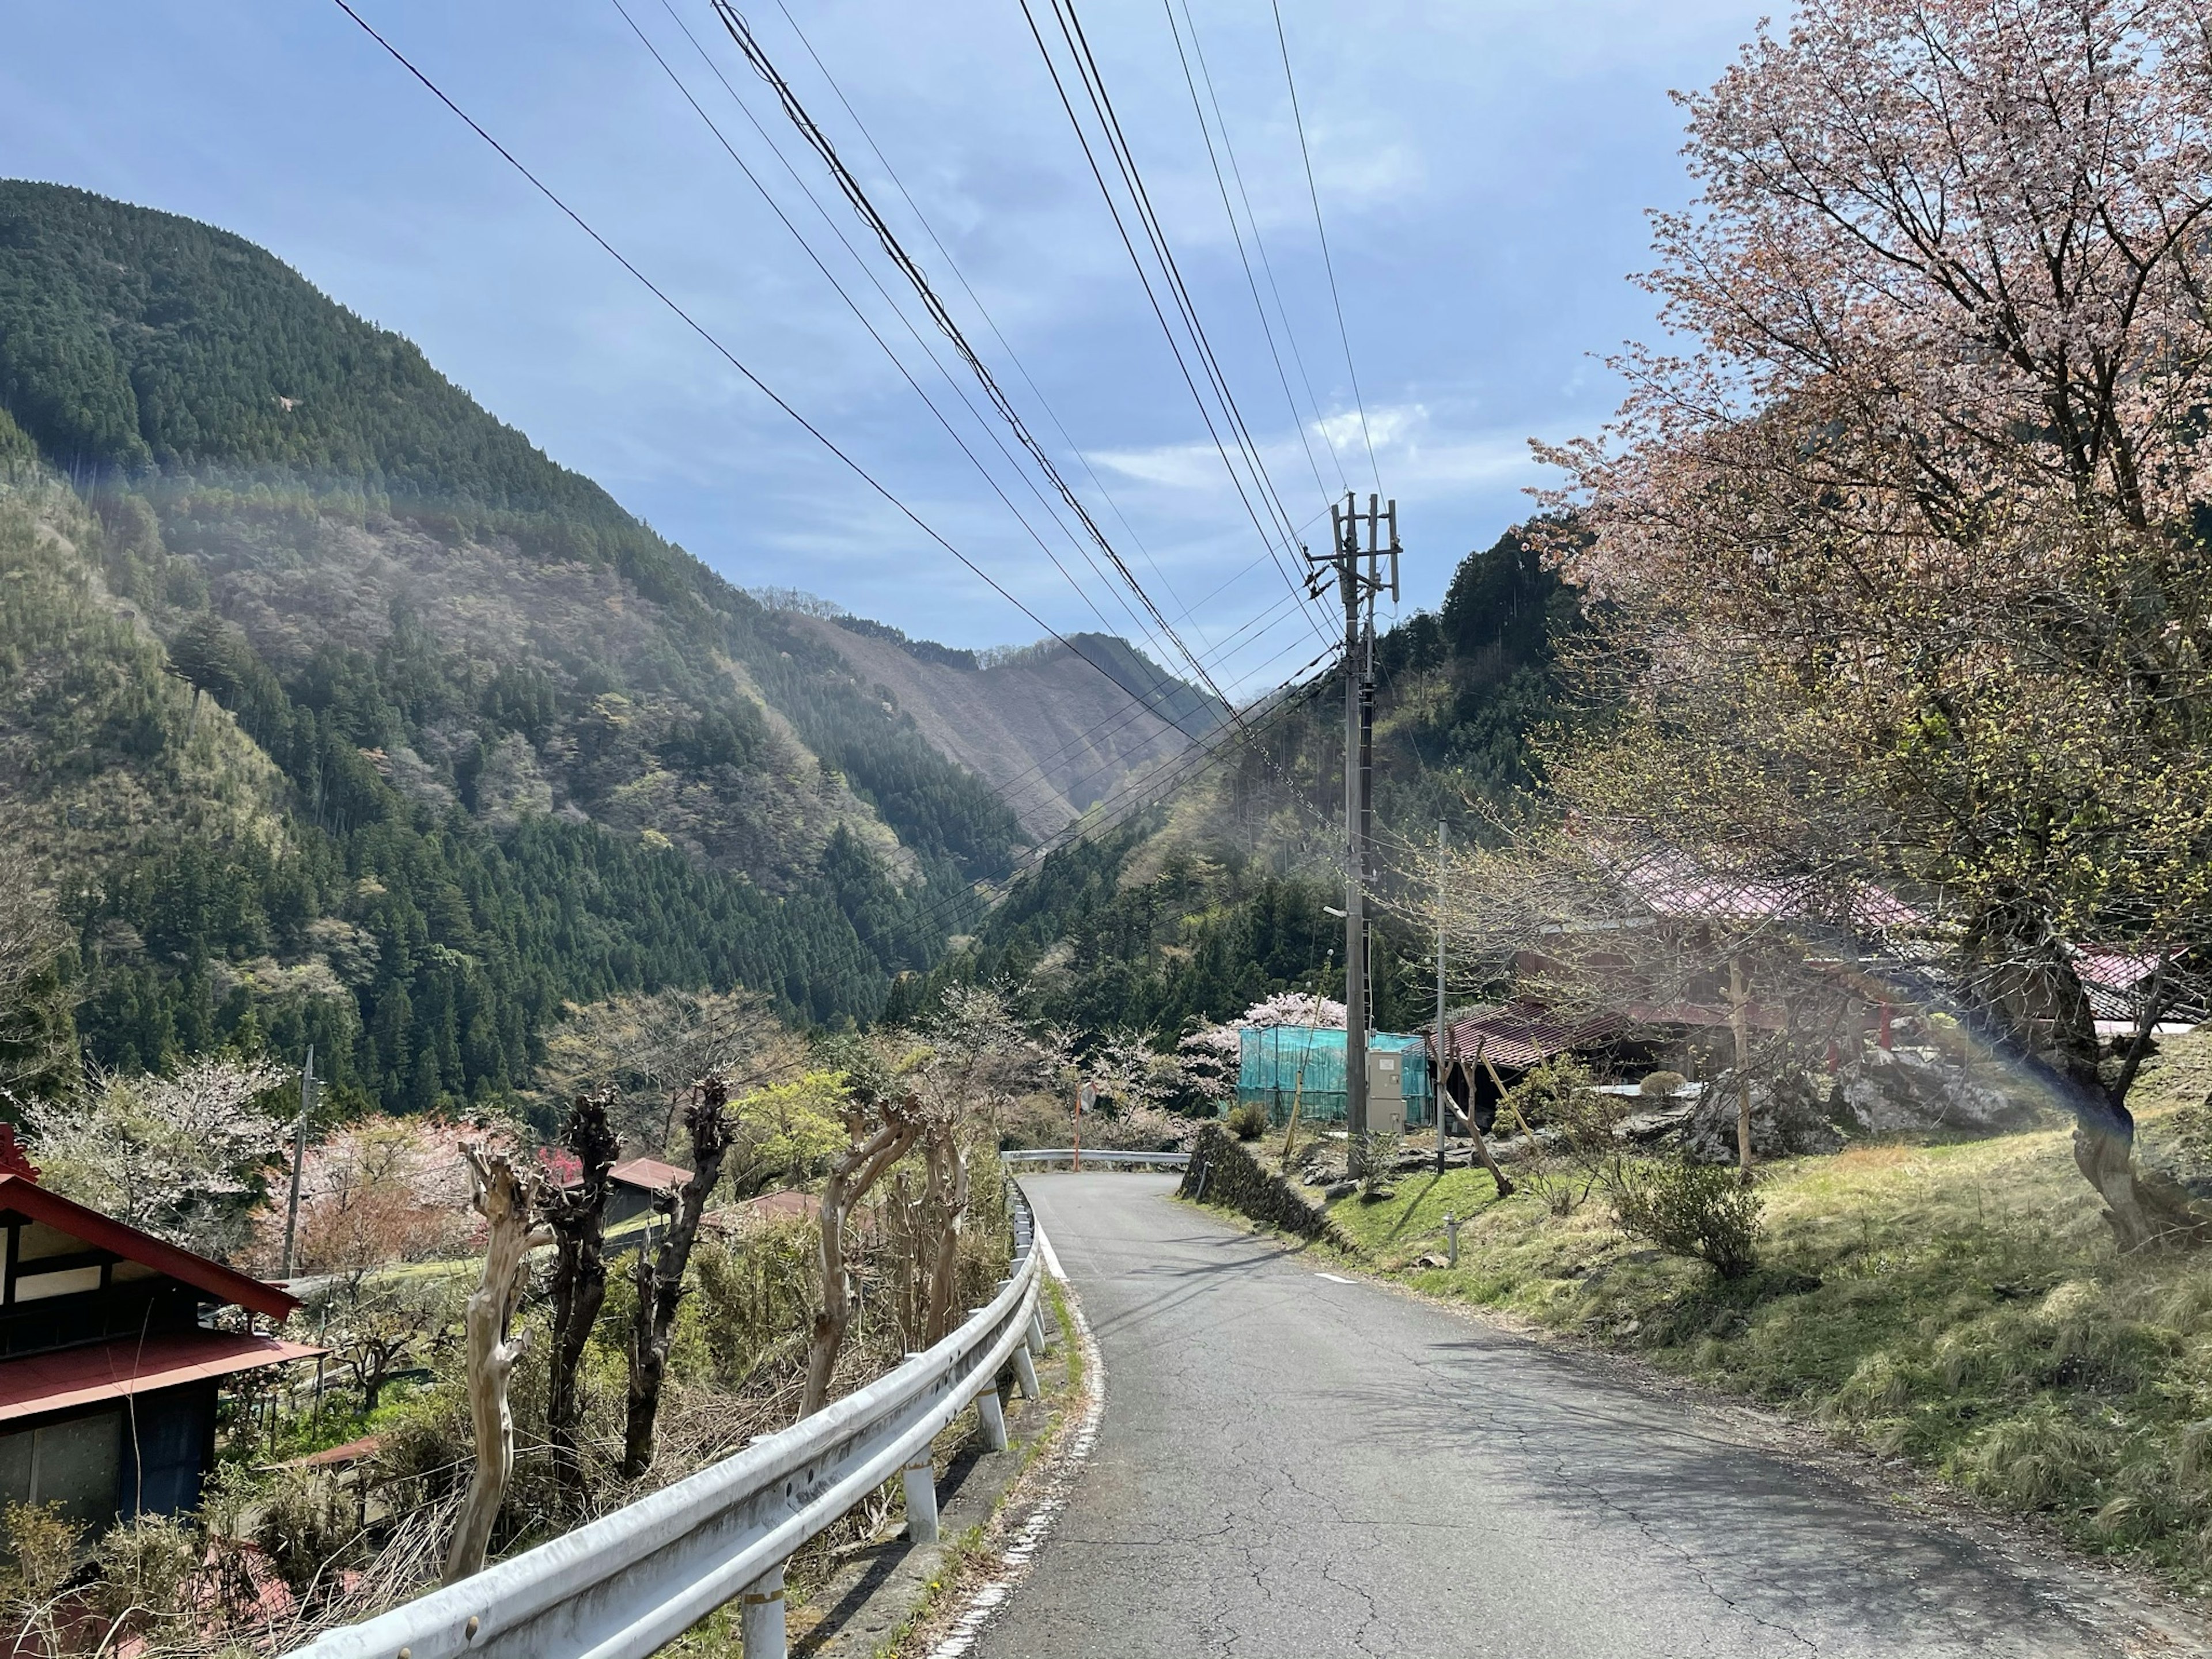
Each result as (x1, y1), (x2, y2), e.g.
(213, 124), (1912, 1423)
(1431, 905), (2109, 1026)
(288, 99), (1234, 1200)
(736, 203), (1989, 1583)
(0, 1129), (316, 1528)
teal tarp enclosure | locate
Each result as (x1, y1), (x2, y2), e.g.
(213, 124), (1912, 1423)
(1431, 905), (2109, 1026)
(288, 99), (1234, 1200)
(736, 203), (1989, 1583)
(1234, 1028), (1432, 1127)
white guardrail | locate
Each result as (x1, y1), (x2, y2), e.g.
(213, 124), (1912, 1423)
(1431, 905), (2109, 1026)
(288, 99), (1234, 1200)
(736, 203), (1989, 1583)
(999, 1147), (1190, 1168)
(286, 1185), (1048, 1659)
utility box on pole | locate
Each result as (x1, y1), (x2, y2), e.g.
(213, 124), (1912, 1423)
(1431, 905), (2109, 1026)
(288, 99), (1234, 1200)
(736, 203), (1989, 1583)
(1365, 1049), (1403, 1135)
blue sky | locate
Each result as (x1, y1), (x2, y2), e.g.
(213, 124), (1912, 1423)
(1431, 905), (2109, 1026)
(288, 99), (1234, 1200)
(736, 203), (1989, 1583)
(3, 1), (1767, 691)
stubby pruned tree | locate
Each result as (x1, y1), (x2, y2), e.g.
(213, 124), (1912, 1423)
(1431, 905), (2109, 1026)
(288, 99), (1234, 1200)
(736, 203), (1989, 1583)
(540, 1089), (619, 1502)
(622, 1078), (733, 1478)
(1531, 0), (2212, 1247)
(802, 1088), (921, 1419)
(445, 1144), (546, 1585)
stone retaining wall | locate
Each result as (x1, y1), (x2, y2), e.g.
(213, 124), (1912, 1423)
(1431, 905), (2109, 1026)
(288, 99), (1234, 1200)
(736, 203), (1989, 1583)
(1179, 1124), (1349, 1248)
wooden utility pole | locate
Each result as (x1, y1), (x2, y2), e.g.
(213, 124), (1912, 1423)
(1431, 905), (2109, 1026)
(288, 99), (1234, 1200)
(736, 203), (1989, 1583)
(1309, 494), (1396, 1167)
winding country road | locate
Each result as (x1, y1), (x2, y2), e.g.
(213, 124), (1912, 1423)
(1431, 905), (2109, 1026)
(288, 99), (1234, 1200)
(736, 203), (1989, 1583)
(979, 1173), (2185, 1659)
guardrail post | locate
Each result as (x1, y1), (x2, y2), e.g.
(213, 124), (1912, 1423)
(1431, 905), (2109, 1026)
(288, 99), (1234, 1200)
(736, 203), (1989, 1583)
(740, 1560), (787, 1659)
(1027, 1308), (1048, 1356)
(1013, 1340), (1041, 1400)
(976, 1382), (1009, 1452)
(903, 1457), (940, 1543)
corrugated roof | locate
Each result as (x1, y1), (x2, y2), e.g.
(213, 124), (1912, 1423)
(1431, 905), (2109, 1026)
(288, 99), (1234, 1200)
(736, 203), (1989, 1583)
(609, 1157), (692, 1192)
(1433, 1003), (1624, 1072)
(0, 1329), (321, 1425)
(0, 1174), (298, 1321)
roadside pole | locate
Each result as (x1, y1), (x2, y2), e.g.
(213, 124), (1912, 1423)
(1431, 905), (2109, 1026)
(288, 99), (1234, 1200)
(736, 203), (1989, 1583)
(1309, 494), (1396, 1172)
(1435, 819), (1448, 1176)
(281, 1044), (314, 1281)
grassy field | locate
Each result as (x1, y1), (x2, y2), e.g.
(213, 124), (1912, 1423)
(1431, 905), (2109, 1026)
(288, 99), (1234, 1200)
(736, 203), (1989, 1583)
(1321, 1032), (2212, 1591)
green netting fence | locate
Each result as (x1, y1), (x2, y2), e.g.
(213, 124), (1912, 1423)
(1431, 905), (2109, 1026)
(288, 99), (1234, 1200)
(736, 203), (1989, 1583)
(1234, 1027), (1432, 1127)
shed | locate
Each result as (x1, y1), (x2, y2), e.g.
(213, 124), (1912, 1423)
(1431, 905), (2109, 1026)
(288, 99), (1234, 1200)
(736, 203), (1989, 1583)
(1234, 1028), (1432, 1128)
(0, 1130), (316, 1528)
(1430, 1002), (1626, 1133)
(605, 1157), (694, 1228)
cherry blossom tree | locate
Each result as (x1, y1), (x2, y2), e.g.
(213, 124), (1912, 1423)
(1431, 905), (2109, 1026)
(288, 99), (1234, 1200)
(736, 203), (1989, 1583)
(1533, 0), (2212, 1247)
(25, 1057), (290, 1257)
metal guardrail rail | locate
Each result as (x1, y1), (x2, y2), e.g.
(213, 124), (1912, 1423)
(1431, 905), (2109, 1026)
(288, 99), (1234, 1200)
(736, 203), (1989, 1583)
(285, 1186), (1047, 1659)
(999, 1148), (1190, 1168)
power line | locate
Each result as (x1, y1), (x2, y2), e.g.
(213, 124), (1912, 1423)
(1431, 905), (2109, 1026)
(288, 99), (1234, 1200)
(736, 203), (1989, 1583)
(326, 0), (1260, 778)
(767, 0), (1198, 626)
(707, 0), (1278, 736)
(1167, 0), (1351, 496)
(1015, 0), (1330, 646)
(617, 0), (1216, 718)
(1270, 0), (1382, 494)
(1047, 0), (1312, 561)
(1160, 0), (1336, 509)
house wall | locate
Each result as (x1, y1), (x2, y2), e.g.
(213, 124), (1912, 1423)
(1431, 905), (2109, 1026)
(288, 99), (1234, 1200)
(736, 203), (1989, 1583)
(0, 1382), (219, 1527)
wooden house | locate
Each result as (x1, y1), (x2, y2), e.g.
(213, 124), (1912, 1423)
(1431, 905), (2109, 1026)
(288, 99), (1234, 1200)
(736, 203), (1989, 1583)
(0, 1129), (317, 1529)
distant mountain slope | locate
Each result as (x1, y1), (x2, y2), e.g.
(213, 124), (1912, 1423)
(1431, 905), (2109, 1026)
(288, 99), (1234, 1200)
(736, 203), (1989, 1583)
(0, 180), (1153, 1100)
(785, 612), (1226, 839)
(892, 527), (1591, 1041)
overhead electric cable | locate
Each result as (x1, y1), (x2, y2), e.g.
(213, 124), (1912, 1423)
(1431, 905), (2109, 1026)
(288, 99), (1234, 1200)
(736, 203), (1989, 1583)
(1270, 0), (1382, 493)
(707, 0), (1286, 726)
(328, 0), (1257, 759)
(1160, 0), (1335, 508)
(1043, 0), (1311, 558)
(767, 0), (1196, 620)
(1168, 0), (1350, 495)
(1014, 0), (1330, 643)
(616, 0), (1210, 710)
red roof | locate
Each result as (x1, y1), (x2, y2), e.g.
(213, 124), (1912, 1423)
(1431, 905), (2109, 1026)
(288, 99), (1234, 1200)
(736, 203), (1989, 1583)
(609, 1157), (692, 1192)
(0, 1330), (321, 1425)
(0, 1175), (297, 1321)
(1434, 1003), (1624, 1072)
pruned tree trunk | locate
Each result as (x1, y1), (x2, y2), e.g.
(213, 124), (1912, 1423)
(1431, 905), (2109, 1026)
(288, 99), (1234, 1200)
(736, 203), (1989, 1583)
(802, 1095), (919, 1419)
(543, 1090), (619, 1504)
(623, 1078), (733, 1479)
(444, 1146), (544, 1586)
(922, 1123), (970, 1346)
(1728, 956), (1754, 1184)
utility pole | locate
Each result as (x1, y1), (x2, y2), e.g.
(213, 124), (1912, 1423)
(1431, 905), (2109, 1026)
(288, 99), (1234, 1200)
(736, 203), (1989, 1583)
(281, 1044), (315, 1282)
(1310, 493), (1397, 1165)
(1435, 818), (1448, 1176)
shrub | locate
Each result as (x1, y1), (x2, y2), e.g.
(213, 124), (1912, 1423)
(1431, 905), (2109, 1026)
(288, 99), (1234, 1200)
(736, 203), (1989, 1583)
(1225, 1101), (1267, 1142)
(1640, 1070), (1688, 1097)
(1359, 1130), (1402, 1197)
(1514, 1058), (1633, 1215)
(1613, 1157), (1764, 1278)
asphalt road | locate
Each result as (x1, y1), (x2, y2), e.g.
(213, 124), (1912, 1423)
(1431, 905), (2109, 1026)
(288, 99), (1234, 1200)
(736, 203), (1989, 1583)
(979, 1173), (2171, 1659)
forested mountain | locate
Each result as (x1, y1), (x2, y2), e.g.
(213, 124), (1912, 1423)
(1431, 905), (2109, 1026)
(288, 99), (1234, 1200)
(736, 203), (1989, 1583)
(897, 526), (1588, 1041)
(0, 180), (1210, 1111)
(781, 608), (1228, 838)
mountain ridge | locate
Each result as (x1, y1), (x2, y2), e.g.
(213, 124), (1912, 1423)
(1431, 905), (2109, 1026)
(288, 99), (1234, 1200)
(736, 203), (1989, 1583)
(0, 178), (1220, 1105)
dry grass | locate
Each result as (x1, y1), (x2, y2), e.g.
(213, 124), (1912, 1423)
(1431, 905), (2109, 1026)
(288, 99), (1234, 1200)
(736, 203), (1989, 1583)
(1325, 1031), (2212, 1592)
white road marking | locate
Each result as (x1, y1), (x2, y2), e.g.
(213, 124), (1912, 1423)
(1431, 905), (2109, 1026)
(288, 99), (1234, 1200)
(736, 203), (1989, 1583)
(926, 1239), (1105, 1659)
(1036, 1218), (1066, 1282)
(1316, 1272), (1357, 1285)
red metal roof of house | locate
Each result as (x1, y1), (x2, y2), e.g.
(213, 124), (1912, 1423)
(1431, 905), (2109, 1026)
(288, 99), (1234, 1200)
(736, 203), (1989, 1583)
(0, 1329), (322, 1425)
(0, 1174), (298, 1321)
(609, 1157), (692, 1192)
(1433, 1003), (1624, 1073)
